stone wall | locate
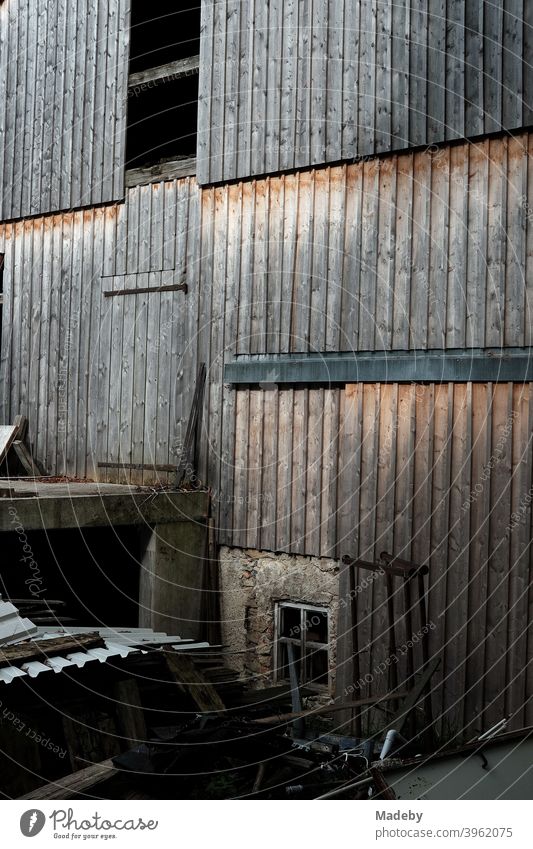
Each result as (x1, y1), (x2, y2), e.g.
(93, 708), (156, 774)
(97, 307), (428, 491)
(219, 546), (339, 689)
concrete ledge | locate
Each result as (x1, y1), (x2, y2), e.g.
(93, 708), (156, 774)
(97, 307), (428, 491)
(0, 484), (209, 532)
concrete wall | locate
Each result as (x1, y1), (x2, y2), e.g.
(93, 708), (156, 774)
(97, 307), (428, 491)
(219, 545), (339, 688)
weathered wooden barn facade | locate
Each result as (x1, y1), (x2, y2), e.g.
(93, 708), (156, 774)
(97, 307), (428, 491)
(0, 0), (532, 741)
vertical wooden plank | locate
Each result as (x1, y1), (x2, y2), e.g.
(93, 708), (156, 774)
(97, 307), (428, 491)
(426, 0), (446, 142)
(340, 164), (363, 350)
(502, 0), (523, 131)
(250, 0), (267, 176)
(391, 0), (410, 149)
(246, 389), (264, 549)
(295, 0), (312, 167)
(504, 135), (527, 347)
(526, 134), (533, 347)
(464, 382), (492, 735)
(197, 0), (215, 182)
(409, 0), (428, 147)
(40, 0), (58, 214)
(81, 0), (99, 205)
(483, 0), (504, 133)
(50, 0), (68, 213)
(320, 387), (340, 557)
(443, 383), (471, 738)
(59, 0), (78, 211)
(326, 0), (344, 163)
(219, 182), (242, 538)
(112, 0), (129, 200)
(304, 388), (323, 555)
(358, 159), (380, 350)
(325, 166), (346, 352)
(393, 383), (416, 559)
(485, 138), (507, 347)
(309, 169), (329, 351)
(337, 383), (362, 557)
(411, 384), (435, 569)
(310, 0), (327, 165)
(232, 388), (250, 549)
(392, 154), (413, 349)
(427, 383), (453, 737)
(0, 2), (9, 220)
(291, 171), (313, 351)
(465, 141), (489, 349)
(484, 384), (513, 730)
(259, 389), (279, 552)
(223, 0), (241, 180)
(428, 145), (449, 348)
(290, 388), (309, 554)
(446, 143), (469, 348)
(358, 0), (377, 154)
(341, 0), (360, 160)
(266, 175), (284, 354)
(464, 0), (484, 136)
(279, 173), (298, 352)
(250, 180), (269, 354)
(279, 0), (298, 172)
(29, 0), (47, 215)
(506, 383), (531, 726)
(11, 0), (28, 218)
(264, 0), (281, 175)
(236, 181), (255, 355)
(29, 218), (44, 462)
(275, 387), (294, 551)
(374, 157), (396, 351)
(445, 0), (465, 140)
(410, 151), (431, 349)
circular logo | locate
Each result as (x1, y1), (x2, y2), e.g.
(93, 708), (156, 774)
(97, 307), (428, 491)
(20, 810), (46, 837)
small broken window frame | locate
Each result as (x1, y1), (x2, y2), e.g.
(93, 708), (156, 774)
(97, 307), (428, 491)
(273, 601), (330, 692)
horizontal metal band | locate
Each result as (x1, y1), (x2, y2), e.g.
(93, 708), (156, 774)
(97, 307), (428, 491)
(224, 349), (533, 386)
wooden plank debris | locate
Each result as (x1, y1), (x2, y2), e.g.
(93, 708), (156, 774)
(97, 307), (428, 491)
(20, 758), (117, 800)
(0, 633), (105, 668)
(164, 651), (226, 713)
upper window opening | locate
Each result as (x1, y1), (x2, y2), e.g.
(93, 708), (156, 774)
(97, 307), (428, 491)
(129, 2), (201, 75)
(126, 2), (200, 181)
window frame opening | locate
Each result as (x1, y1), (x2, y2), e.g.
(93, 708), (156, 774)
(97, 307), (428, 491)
(125, 2), (200, 186)
(273, 601), (331, 692)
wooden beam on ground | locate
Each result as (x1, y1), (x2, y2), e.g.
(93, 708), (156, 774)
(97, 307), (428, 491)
(250, 692), (410, 725)
(163, 651), (226, 713)
(19, 759), (117, 800)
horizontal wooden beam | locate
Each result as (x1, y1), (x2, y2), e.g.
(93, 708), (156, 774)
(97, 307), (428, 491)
(224, 349), (533, 385)
(125, 156), (196, 188)
(128, 55), (200, 89)
(98, 462), (176, 472)
(103, 283), (187, 298)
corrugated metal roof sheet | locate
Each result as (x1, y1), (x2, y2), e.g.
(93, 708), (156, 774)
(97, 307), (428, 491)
(0, 623), (211, 685)
(0, 599), (37, 645)
(0, 640), (140, 685)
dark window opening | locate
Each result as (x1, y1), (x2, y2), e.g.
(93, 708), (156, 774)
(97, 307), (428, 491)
(275, 602), (330, 691)
(126, 2), (200, 175)
(126, 74), (198, 169)
(129, 1), (200, 75)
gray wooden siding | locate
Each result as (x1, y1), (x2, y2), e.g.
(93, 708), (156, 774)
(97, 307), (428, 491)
(1, 140), (532, 737)
(0, 0), (130, 223)
(1, 132), (533, 485)
(238, 381), (533, 736)
(197, 0), (533, 184)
